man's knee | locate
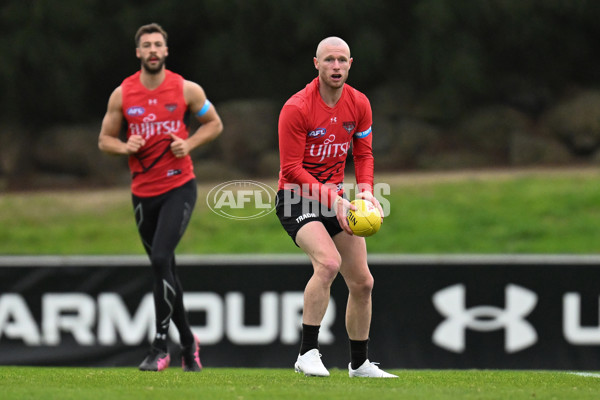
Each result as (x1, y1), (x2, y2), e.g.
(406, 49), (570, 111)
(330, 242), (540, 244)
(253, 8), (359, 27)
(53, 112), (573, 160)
(349, 272), (374, 297)
(313, 254), (342, 283)
(150, 253), (172, 271)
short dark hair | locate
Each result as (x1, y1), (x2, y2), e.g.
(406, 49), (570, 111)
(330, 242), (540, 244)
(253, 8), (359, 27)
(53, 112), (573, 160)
(135, 23), (168, 47)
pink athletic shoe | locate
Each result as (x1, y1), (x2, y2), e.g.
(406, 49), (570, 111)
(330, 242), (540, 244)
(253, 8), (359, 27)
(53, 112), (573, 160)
(181, 335), (202, 372)
(138, 347), (170, 371)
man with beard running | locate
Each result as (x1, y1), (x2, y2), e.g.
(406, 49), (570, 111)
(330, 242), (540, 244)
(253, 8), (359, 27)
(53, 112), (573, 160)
(98, 23), (223, 372)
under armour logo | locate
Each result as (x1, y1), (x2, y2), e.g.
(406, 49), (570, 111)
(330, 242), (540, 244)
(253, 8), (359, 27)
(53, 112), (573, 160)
(149, 99), (158, 105)
(432, 284), (538, 353)
(331, 117), (337, 123)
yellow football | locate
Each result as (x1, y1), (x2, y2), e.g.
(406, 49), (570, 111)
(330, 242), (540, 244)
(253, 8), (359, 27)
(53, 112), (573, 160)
(346, 199), (381, 237)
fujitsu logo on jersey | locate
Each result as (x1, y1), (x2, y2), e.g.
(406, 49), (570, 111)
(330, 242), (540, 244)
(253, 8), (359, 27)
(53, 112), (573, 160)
(129, 113), (182, 139)
(129, 120), (182, 139)
(308, 134), (349, 162)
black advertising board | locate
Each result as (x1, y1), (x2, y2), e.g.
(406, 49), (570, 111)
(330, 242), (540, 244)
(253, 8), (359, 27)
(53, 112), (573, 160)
(1, 255), (600, 369)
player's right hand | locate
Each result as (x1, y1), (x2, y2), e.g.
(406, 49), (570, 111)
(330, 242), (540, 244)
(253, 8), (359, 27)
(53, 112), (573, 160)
(334, 196), (355, 235)
(126, 135), (146, 154)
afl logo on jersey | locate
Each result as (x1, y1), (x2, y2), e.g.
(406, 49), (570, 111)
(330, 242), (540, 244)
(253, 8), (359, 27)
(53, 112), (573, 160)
(127, 106), (146, 117)
(308, 128), (326, 138)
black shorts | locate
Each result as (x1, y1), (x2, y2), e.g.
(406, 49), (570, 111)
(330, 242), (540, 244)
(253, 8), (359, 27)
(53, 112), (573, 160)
(275, 190), (343, 246)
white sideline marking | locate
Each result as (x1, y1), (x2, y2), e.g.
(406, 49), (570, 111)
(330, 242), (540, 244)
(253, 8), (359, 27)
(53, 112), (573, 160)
(568, 372), (600, 378)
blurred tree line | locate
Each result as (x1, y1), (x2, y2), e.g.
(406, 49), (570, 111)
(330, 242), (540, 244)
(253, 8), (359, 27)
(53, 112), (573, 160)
(3, 0), (599, 126)
(1, 0), (600, 187)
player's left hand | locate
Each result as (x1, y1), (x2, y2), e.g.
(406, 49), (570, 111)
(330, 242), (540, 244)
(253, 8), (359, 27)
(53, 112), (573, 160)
(169, 133), (190, 158)
(356, 191), (384, 223)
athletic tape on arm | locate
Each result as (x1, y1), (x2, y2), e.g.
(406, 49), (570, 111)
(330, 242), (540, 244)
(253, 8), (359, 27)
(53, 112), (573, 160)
(354, 126), (372, 138)
(196, 99), (212, 117)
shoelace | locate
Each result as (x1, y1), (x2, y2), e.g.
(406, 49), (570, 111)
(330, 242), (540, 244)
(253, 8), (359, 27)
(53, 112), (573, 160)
(355, 361), (381, 371)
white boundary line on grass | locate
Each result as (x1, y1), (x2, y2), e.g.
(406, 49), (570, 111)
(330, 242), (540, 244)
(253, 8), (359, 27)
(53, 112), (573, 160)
(567, 372), (600, 378)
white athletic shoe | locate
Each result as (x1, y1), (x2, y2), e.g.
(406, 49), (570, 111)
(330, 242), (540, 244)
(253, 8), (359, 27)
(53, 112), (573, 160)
(348, 360), (398, 378)
(294, 349), (330, 377)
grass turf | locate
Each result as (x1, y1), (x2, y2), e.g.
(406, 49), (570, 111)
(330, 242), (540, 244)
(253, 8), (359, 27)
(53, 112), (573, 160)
(2, 167), (600, 255)
(1, 367), (600, 400)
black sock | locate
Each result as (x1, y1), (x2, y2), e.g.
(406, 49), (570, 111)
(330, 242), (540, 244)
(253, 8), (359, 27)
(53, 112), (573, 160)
(152, 332), (168, 353)
(350, 339), (369, 370)
(300, 324), (320, 355)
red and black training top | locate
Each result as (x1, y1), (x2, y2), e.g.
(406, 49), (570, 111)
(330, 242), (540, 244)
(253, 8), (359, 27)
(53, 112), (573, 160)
(278, 77), (374, 207)
(121, 70), (195, 197)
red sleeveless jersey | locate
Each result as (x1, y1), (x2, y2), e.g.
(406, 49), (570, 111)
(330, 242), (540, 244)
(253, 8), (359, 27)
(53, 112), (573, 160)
(121, 70), (195, 197)
(278, 77), (374, 207)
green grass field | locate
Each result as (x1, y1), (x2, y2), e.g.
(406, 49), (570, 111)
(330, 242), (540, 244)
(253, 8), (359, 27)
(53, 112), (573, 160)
(2, 168), (600, 398)
(1, 167), (600, 255)
(1, 367), (599, 400)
